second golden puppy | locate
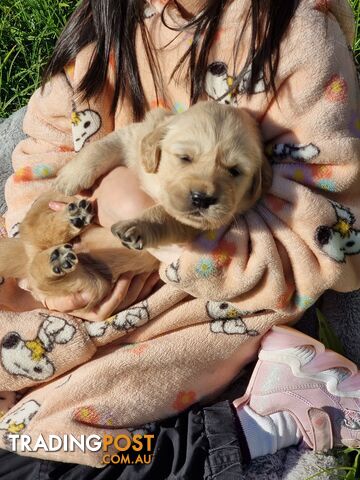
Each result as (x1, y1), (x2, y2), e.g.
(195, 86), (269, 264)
(56, 101), (272, 250)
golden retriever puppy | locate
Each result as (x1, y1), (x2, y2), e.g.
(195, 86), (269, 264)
(0, 102), (271, 309)
(56, 101), (272, 250)
(0, 191), (158, 309)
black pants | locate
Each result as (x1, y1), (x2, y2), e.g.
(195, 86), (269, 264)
(0, 401), (247, 480)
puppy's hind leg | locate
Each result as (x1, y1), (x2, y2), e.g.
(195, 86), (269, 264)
(28, 245), (111, 308)
(0, 238), (28, 278)
(30, 244), (79, 282)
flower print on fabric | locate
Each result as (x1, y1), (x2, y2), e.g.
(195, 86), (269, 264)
(73, 406), (101, 425)
(324, 75), (348, 102)
(195, 257), (219, 278)
(172, 391), (197, 412)
(121, 343), (149, 356)
(290, 164), (336, 192)
(294, 293), (315, 310)
(212, 239), (237, 268)
(276, 284), (295, 309)
(150, 98), (169, 110)
(192, 231), (237, 279)
(172, 102), (187, 114)
(14, 164), (55, 183)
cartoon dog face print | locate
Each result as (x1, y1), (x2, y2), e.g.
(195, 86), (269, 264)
(165, 259), (181, 283)
(71, 109), (101, 152)
(85, 301), (150, 338)
(315, 202), (360, 263)
(205, 62), (265, 105)
(270, 143), (320, 162)
(238, 65), (265, 95)
(0, 400), (40, 435)
(206, 301), (259, 335)
(113, 301), (150, 331)
(85, 321), (109, 339)
(0, 315), (76, 381)
(1, 332), (55, 381)
(205, 62), (239, 106)
(143, 1), (157, 18)
(37, 314), (76, 351)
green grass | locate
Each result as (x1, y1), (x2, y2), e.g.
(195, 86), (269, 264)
(0, 0), (78, 117)
(0, 0), (359, 118)
(352, 0), (360, 58)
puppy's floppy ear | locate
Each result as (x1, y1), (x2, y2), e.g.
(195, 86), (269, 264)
(247, 157), (273, 206)
(141, 125), (167, 174)
(141, 109), (174, 174)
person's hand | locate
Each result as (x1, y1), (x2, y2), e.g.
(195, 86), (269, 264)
(90, 167), (184, 262)
(91, 166), (154, 228)
(42, 271), (160, 321)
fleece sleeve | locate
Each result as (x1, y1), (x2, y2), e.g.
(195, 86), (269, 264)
(0, 47), (116, 392)
(159, 5), (360, 315)
(4, 45), (115, 234)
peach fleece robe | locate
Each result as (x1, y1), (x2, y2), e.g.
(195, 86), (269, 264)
(0, 0), (359, 466)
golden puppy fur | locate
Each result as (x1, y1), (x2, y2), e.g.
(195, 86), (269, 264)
(0, 192), (158, 309)
(56, 101), (272, 250)
(0, 101), (271, 309)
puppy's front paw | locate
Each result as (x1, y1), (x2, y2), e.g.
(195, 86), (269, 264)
(50, 244), (78, 276)
(67, 199), (94, 230)
(111, 221), (148, 250)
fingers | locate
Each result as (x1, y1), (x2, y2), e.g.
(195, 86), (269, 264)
(72, 273), (133, 321)
(44, 271), (160, 321)
(137, 272), (160, 302)
(48, 201), (68, 212)
(93, 273), (133, 318)
(44, 291), (92, 312)
(117, 271), (160, 311)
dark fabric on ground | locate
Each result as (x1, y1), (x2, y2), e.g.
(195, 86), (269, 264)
(0, 401), (244, 480)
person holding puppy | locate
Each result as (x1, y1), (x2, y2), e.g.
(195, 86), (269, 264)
(0, 0), (360, 477)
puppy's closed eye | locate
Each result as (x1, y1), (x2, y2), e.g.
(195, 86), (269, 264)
(179, 154), (192, 163)
(227, 166), (242, 177)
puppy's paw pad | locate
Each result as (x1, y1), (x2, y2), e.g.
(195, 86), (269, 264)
(112, 224), (145, 250)
(67, 199), (93, 229)
(50, 245), (78, 276)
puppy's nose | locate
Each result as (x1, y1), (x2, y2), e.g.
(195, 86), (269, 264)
(191, 191), (218, 209)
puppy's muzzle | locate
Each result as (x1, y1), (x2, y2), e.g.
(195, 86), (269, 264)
(191, 191), (218, 210)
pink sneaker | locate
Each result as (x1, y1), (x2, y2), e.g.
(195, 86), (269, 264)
(234, 326), (360, 451)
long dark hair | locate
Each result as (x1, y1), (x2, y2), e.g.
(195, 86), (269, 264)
(42, 0), (299, 121)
